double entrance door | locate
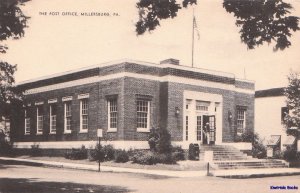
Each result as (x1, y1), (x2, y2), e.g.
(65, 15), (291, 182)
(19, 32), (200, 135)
(187, 114), (216, 145)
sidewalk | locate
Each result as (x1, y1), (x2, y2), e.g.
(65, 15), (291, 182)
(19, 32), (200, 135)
(1, 156), (300, 178)
(0, 157), (207, 177)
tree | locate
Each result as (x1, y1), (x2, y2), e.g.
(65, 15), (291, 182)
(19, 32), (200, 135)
(0, 0), (28, 53)
(148, 127), (159, 151)
(148, 127), (172, 154)
(0, 0), (28, 121)
(0, 62), (18, 119)
(284, 71), (300, 137)
(136, 0), (299, 51)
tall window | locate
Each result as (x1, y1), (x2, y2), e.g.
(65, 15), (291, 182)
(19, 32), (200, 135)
(25, 110), (30, 135)
(108, 99), (117, 131)
(36, 106), (43, 134)
(137, 100), (150, 131)
(281, 107), (289, 123)
(50, 105), (57, 134)
(237, 107), (246, 135)
(64, 102), (72, 133)
(196, 116), (202, 141)
(185, 116), (189, 141)
(80, 99), (88, 131)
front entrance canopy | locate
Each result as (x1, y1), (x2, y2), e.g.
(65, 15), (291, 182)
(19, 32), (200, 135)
(283, 135), (296, 146)
(267, 135), (281, 146)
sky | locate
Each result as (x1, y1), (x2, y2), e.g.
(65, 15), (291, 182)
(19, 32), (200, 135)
(1, 0), (300, 90)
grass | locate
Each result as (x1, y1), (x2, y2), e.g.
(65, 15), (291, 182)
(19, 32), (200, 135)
(15, 155), (208, 171)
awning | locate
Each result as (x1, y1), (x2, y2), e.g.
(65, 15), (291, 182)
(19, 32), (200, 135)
(283, 136), (296, 146)
(267, 135), (281, 146)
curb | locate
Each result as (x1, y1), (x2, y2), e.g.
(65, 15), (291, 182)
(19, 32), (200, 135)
(1, 157), (300, 179)
(215, 172), (300, 179)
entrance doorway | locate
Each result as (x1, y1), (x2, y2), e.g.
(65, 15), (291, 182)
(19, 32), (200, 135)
(203, 115), (216, 145)
(185, 113), (216, 145)
(183, 91), (222, 145)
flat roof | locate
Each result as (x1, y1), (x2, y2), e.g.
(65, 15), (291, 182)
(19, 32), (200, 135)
(255, 87), (285, 98)
(16, 59), (253, 86)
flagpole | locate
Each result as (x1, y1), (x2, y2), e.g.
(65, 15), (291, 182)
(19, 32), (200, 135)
(192, 8), (195, 68)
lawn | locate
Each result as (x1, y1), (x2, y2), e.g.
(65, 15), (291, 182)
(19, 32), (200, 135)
(15, 155), (209, 171)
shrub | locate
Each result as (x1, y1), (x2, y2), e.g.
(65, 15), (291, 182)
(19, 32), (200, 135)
(130, 150), (146, 162)
(30, 144), (42, 157)
(0, 140), (14, 156)
(88, 144), (104, 162)
(172, 146), (185, 161)
(132, 151), (158, 165)
(148, 128), (159, 151)
(156, 153), (176, 164)
(65, 145), (87, 160)
(88, 148), (96, 161)
(241, 131), (258, 143)
(114, 149), (129, 163)
(296, 152), (300, 161)
(157, 128), (172, 154)
(131, 150), (176, 165)
(283, 147), (297, 161)
(252, 141), (266, 159)
(237, 131), (267, 159)
(148, 127), (172, 154)
(273, 148), (282, 159)
(103, 145), (115, 161)
(188, 144), (196, 160)
(88, 144), (115, 162)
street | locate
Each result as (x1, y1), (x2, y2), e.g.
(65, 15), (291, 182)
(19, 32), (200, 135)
(0, 163), (299, 193)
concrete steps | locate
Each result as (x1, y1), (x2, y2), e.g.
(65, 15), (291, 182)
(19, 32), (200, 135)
(199, 145), (289, 170)
(215, 160), (288, 169)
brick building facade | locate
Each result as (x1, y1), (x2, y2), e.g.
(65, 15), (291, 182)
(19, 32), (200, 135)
(11, 59), (255, 149)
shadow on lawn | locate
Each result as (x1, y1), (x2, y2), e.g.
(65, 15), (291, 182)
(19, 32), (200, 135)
(0, 178), (132, 193)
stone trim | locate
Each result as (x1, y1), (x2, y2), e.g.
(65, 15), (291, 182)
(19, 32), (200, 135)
(78, 93), (90, 99)
(24, 72), (254, 95)
(35, 101), (44, 105)
(17, 59), (235, 86)
(62, 96), (73, 101)
(48, 98), (57, 104)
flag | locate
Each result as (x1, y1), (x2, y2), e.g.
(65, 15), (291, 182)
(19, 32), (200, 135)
(193, 16), (200, 40)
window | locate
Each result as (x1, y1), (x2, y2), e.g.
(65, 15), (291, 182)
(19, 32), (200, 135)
(80, 99), (88, 131)
(36, 106), (43, 134)
(196, 116), (202, 141)
(64, 102), (72, 133)
(137, 100), (150, 132)
(186, 99), (192, 110)
(237, 107), (246, 135)
(196, 101), (210, 111)
(281, 107), (289, 123)
(25, 110), (30, 135)
(185, 116), (188, 141)
(49, 105), (57, 134)
(108, 99), (117, 131)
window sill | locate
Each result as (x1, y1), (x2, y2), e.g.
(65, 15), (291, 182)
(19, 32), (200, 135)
(36, 132), (43, 135)
(107, 128), (117, 132)
(24, 133), (30, 135)
(49, 132), (56, 135)
(64, 130), (72, 134)
(137, 128), (150, 133)
(79, 130), (88, 133)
